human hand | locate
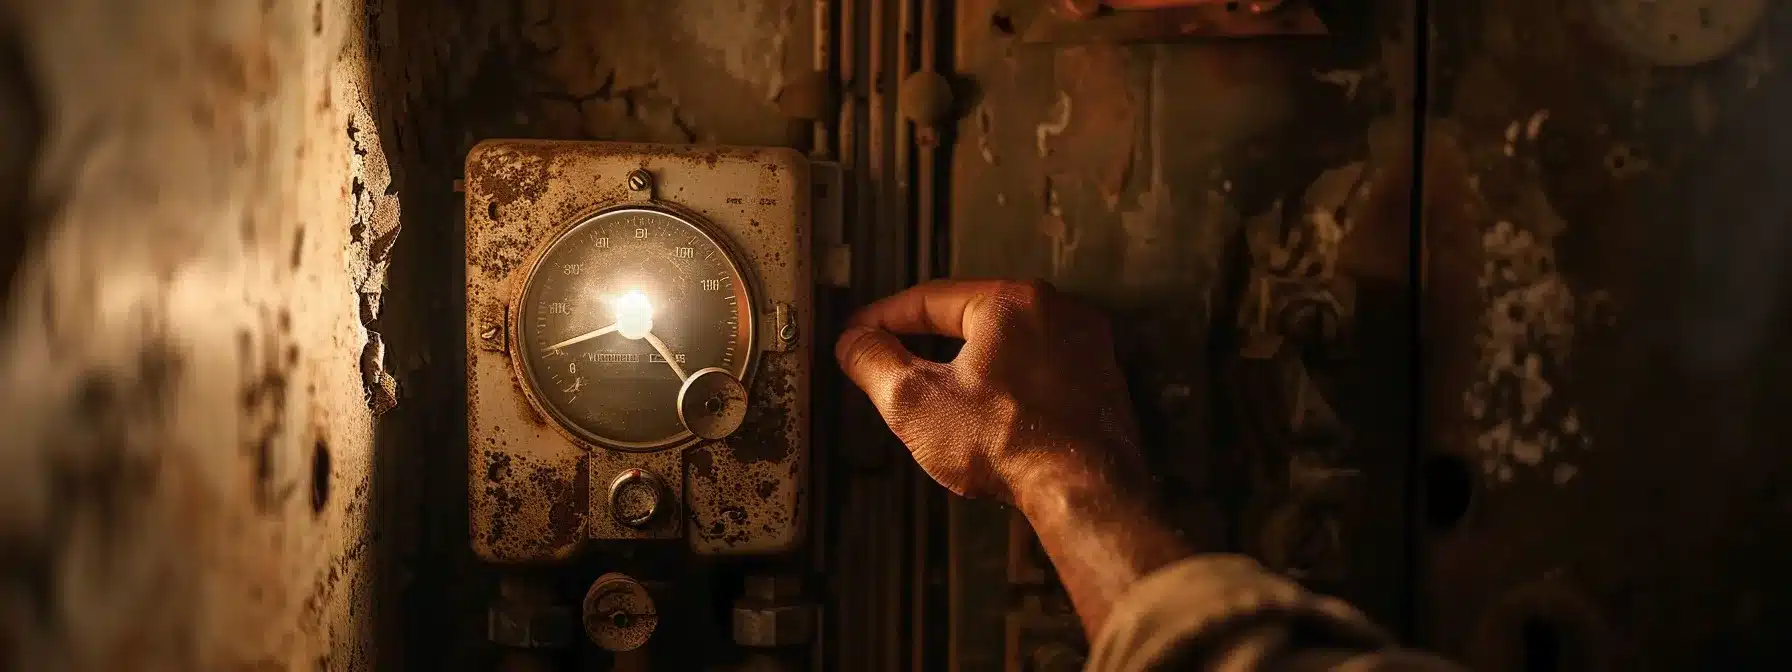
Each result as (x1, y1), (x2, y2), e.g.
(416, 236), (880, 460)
(834, 279), (1146, 503)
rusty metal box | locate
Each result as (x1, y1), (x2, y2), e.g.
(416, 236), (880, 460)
(464, 140), (814, 561)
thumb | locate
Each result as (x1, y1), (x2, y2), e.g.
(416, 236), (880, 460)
(835, 326), (926, 409)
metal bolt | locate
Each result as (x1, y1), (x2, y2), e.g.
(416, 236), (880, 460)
(627, 169), (652, 192)
(778, 322), (797, 343)
(481, 325), (501, 340)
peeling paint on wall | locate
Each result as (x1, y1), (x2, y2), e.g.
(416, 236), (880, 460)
(0, 0), (395, 669)
(1465, 218), (1590, 483)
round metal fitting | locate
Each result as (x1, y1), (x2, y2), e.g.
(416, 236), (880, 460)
(626, 169), (653, 192)
(583, 573), (659, 652)
(898, 71), (955, 126)
(677, 367), (749, 441)
(608, 468), (668, 528)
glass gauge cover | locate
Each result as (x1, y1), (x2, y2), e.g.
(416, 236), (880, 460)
(514, 207), (755, 451)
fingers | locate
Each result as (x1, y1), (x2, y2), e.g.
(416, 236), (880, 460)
(835, 326), (924, 408)
(846, 279), (1032, 340)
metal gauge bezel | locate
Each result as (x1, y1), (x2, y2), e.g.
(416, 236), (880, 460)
(507, 201), (760, 453)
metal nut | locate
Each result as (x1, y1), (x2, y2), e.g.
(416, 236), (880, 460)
(583, 573), (659, 652)
(732, 603), (816, 648)
(898, 71), (955, 126)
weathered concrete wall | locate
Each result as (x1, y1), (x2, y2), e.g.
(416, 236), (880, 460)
(0, 0), (396, 669)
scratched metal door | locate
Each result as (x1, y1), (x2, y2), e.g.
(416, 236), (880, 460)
(928, 1), (1792, 671)
(935, 1), (1419, 669)
(1419, 1), (1792, 669)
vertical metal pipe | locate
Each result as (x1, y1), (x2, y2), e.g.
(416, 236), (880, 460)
(813, 0), (835, 159)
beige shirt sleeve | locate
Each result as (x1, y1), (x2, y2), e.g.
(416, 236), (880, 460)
(1085, 555), (1464, 672)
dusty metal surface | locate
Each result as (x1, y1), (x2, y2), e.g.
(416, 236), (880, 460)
(1420, 1), (1792, 668)
(0, 0), (398, 670)
(947, 0), (1414, 667)
(463, 140), (813, 560)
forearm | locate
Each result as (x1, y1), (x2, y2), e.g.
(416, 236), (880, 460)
(1014, 454), (1462, 672)
(1012, 453), (1195, 636)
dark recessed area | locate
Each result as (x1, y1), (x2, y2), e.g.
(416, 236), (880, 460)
(1520, 617), (1563, 672)
(1422, 453), (1475, 531)
(311, 439), (332, 516)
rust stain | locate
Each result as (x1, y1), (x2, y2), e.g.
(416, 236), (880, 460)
(688, 444), (717, 480)
(1047, 44), (1136, 207)
(730, 353), (797, 464)
(540, 455), (588, 547)
(484, 452), (512, 483)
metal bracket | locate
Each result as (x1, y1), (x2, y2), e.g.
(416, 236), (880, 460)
(760, 302), (799, 352)
(811, 160), (850, 287)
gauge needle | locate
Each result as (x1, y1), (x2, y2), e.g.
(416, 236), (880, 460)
(548, 322), (619, 351)
(642, 331), (689, 382)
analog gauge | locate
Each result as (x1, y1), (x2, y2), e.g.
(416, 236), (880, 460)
(514, 207), (755, 451)
(1588, 0), (1767, 66)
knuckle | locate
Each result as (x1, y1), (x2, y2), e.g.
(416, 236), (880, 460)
(1001, 279), (1053, 306)
(980, 280), (1053, 327)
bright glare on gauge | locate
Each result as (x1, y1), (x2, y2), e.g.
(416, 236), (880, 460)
(515, 207), (755, 451)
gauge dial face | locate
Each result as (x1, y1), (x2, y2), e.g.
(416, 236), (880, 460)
(1590, 0), (1766, 66)
(516, 207), (755, 451)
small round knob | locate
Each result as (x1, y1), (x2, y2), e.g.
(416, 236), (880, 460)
(678, 367), (749, 440)
(608, 468), (668, 528)
(583, 573), (659, 652)
(898, 72), (955, 127)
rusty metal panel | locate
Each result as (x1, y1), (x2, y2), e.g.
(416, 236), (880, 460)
(949, 0), (1417, 666)
(1421, 0), (1792, 668)
(464, 140), (812, 562)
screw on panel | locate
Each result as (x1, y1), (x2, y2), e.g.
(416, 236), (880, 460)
(481, 324), (501, 340)
(627, 169), (653, 192)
